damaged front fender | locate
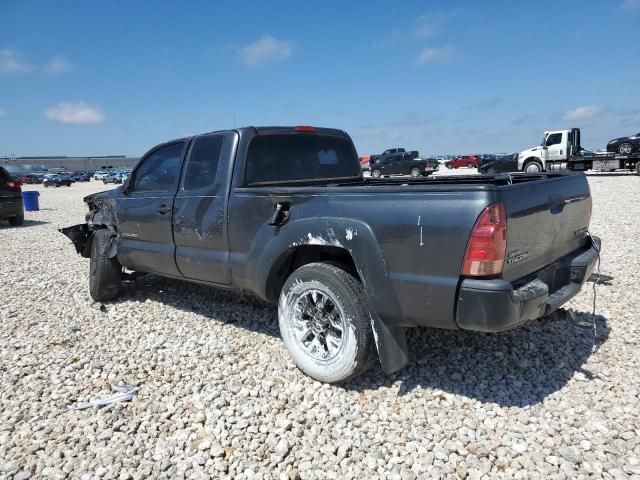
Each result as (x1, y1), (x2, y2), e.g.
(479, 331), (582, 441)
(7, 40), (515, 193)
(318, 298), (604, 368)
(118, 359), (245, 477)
(59, 224), (92, 257)
(59, 224), (118, 259)
(60, 190), (120, 258)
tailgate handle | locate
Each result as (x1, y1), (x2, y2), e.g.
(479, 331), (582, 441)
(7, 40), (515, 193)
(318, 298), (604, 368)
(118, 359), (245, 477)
(269, 202), (291, 227)
(548, 194), (587, 213)
(563, 194), (588, 204)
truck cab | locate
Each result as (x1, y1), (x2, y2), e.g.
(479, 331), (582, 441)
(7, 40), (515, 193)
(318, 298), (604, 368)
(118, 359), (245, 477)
(382, 148), (405, 155)
(517, 129), (580, 172)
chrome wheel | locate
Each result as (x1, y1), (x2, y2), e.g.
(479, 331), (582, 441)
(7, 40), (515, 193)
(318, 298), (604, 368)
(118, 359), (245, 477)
(372, 169), (381, 178)
(618, 143), (633, 155)
(291, 289), (345, 361)
(410, 167), (421, 177)
(525, 161), (542, 173)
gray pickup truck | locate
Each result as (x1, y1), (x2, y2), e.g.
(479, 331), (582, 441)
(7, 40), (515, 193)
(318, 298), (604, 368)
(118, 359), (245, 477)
(62, 126), (600, 383)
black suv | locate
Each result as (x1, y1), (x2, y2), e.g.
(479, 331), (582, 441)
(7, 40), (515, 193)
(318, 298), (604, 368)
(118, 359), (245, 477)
(370, 154), (438, 178)
(0, 166), (24, 226)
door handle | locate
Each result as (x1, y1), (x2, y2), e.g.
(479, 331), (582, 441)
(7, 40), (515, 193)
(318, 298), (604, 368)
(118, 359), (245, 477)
(156, 204), (171, 215)
(269, 202), (291, 227)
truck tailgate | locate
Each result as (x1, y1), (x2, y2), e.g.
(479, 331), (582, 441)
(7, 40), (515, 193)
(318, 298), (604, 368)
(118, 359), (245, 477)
(500, 174), (591, 283)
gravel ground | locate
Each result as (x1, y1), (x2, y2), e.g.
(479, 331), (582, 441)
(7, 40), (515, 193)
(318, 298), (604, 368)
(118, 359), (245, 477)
(1, 174), (639, 480)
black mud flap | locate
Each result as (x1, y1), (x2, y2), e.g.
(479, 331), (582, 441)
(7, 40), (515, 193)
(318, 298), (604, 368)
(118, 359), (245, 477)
(59, 224), (91, 257)
(370, 314), (408, 374)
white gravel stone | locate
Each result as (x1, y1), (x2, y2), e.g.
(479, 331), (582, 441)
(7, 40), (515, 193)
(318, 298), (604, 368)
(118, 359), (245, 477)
(0, 175), (639, 478)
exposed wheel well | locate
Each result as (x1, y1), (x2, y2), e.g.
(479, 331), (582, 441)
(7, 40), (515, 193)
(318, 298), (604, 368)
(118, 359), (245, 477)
(523, 157), (543, 170)
(266, 246), (359, 302)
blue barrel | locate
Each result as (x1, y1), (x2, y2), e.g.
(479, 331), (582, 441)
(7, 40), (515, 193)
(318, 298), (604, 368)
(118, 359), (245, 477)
(23, 191), (40, 212)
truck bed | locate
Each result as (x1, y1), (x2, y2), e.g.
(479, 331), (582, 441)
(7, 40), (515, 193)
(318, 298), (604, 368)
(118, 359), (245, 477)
(228, 171), (592, 331)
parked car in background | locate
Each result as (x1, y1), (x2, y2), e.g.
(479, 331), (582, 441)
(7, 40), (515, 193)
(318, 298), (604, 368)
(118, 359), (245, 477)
(20, 174), (45, 184)
(369, 154), (438, 178)
(0, 166), (24, 226)
(606, 132), (640, 155)
(478, 153), (519, 174)
(71, 172), (91, 182)
(43, 174), (73, 187)
(370, 147), (419, 164)
(94, 170), (110, 181)
(103, 172), (127, 184)
(445, 155), (480, 169)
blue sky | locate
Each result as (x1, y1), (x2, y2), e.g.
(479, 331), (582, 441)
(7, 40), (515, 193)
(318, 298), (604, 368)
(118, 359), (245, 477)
(1, 0), (639, 157)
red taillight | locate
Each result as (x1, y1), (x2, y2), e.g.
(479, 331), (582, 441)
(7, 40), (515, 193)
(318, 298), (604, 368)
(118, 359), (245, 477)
(294, 125), (316, 133)
(462, 203), (507, 276)
(7, 180), (21, 190)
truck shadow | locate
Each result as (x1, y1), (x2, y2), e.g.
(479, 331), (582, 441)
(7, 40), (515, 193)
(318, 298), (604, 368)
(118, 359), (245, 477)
(118, 274), (280, 336)
(116, 275), (609, 408)
(0, 219), (50, 230)
(585, 172), (636, 177)
(588, 273), (613, 285)
(346, 312), (610, 407)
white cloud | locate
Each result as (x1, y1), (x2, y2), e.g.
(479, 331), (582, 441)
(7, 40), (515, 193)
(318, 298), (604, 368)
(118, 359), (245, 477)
(620, 0), (640, 9)
(45, 101), (105, 125)
(563, 106), (602, 121)
(240, 35), (293, 67)
(414, 10), (461, 39)
(0, 48), (32, 74)
(415, 46), (454, 65)
(45, 55), (72, 74)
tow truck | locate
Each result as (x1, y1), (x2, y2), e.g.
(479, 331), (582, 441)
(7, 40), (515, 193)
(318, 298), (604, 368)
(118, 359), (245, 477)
(517, 128), (640, 175)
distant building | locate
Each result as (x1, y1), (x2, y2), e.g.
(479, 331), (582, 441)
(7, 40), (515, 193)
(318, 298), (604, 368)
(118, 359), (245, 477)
(0, 155), (140, 171)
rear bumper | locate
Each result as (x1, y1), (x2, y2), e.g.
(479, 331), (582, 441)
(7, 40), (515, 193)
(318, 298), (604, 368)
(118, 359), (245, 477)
(456, 237), (600, 332)
(0, 199), (24, 218)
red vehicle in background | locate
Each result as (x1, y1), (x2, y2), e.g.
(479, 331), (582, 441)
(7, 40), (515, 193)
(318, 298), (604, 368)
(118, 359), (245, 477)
(445, 155), (480, 169)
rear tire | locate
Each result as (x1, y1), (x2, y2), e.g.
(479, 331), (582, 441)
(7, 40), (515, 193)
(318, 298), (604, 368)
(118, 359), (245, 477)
(278, 263), (376, 383)
(467, 163), (474, 168)
(410, 167), (421, 178)
(487, 167), (496, 175)
(372, 169), (381, 179)
(618, 143), (633, 155)
(89, 229), (122, 302)
(446, 164), (453, 169)
(8, 212), (24, 226)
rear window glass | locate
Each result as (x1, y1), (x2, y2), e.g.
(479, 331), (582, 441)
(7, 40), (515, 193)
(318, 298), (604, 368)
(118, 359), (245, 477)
(245, 134), (359, 184)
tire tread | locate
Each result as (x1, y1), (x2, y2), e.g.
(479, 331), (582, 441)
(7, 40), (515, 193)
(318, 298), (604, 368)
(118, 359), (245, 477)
(89, 229), (122, 301)
(279, 262), (377, 383)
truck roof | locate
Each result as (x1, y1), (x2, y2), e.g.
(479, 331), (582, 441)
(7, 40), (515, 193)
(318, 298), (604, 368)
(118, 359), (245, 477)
(171, 126), (351, 143)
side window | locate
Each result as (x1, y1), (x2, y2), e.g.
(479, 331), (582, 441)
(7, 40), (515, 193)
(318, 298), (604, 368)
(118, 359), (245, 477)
(183, 135), (224, 191)
(133, 142), (184, 193)
(546, 133), (563, 146)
